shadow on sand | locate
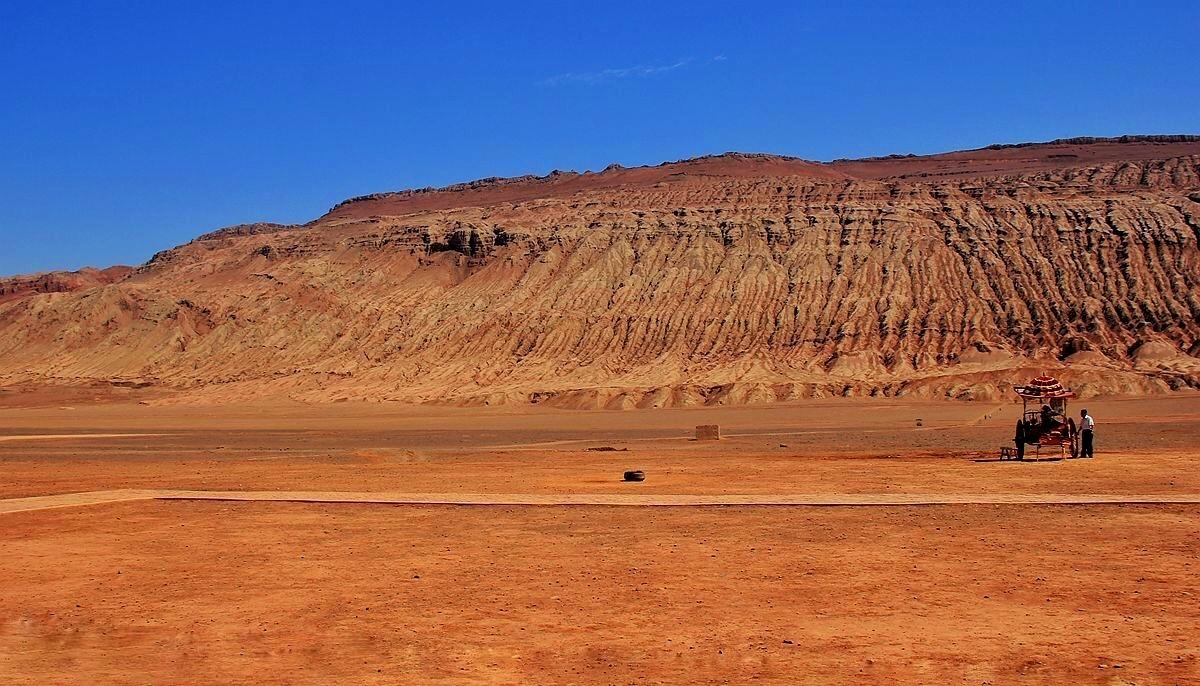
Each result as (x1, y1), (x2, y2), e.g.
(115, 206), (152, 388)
(973, 457), (1065, 463)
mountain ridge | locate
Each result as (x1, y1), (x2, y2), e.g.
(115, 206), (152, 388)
(2, 136), (1198, 407)
(324, 135), (1200, 220)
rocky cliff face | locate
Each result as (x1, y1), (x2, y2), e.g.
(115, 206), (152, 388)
(0, 266), (133, 305)
(1, 138), (1198, 406)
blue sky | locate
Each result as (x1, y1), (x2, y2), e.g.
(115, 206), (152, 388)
(2, 1), (1197, 275)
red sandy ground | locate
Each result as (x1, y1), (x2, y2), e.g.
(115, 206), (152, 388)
(3, 501), (1197, 685)
(1, 394), (1199, 684)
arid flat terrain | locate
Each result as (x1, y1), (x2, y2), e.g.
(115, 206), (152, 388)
(4, 501), (1197, 685)
(2, 394), (1199, 497)
(2, 394), (1199, 684)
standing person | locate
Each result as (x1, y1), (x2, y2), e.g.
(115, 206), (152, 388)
(1079, 408), (1095, 458)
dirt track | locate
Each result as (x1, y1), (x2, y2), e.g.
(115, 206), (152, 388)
(0, 433), (168, 442)
(4, 489), (1200, 515)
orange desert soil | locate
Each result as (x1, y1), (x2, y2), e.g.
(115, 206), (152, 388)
(2, 501), (1197, 685)
(2, 394), (1199, 498)
(1, 395), (1199, 683)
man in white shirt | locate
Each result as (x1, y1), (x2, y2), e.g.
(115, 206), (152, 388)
(1078, 409), (1095, 458)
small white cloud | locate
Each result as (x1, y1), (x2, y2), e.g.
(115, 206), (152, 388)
(713, 54), (727, 61)
(540, 59), (693, 86)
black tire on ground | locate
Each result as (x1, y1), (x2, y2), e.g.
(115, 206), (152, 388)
(623, 470), (646, 482)
(1014, 419), (1026, 460)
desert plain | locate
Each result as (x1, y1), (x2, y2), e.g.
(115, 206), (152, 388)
(2, 387), (1199, 685)
(3, 137), (1200, 683)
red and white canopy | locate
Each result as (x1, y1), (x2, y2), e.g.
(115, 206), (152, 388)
(1014, 374), (1075, 400)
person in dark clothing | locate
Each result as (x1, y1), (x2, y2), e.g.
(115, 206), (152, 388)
(1079, 408), (1095, 458)
(1040, 404), (1065, 435)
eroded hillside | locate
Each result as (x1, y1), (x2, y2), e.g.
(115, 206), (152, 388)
(0, 266), (133, 305)
(1, 139), (1198, 406)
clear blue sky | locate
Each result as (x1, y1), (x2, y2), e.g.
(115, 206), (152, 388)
(2, 1), (1197, 275)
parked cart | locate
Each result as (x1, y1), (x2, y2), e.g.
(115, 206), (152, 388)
(1010, 375), (1078, 460)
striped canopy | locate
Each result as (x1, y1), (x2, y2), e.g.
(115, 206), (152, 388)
(1014, 375), (1076, 400)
